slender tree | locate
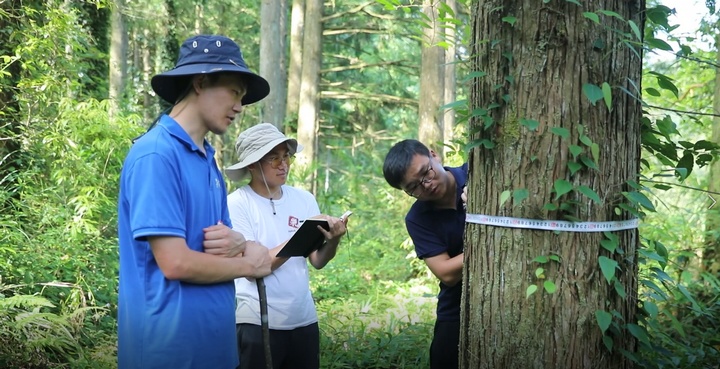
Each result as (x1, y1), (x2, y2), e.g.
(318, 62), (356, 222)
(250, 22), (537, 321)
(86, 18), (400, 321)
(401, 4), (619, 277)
(286, 0), (305, 122)
(418, 0), (444, 147)
(296, 0), (322, 192)
(109, 0), (128, 119)
(705, 32), (720, 276)
(260, 0), (288, 129)
(461, 1), (644, 368)
(442, 0), (457, 158)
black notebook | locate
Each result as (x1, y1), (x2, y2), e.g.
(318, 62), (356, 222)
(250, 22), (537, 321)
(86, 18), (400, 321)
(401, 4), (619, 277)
(277, 219), (330, 258)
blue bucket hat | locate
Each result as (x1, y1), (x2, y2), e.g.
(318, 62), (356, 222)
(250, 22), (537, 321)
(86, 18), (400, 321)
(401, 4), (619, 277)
(151, 35), (270, 105)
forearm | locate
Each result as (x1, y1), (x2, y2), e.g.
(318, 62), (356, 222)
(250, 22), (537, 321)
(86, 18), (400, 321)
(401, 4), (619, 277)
(434, 253), (464, 287)
(151, 237), (265, 283)
(160, 248), (254, 283)
(309, 239), (339, 269)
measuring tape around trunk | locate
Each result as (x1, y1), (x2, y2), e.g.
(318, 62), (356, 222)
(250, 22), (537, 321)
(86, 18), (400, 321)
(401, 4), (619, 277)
(466, 214), (639, 232)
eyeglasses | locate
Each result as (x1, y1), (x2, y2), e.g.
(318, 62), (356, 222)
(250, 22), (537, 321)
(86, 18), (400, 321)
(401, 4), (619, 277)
(403, 159), (436, 197)
(264, 153), (295, 169)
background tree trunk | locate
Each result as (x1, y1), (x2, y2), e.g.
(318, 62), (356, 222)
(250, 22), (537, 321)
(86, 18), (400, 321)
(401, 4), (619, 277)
(296, 0), (322, 193)
(260, 0), (288, 129)
(0, 0), (28, 206)
(286, 0), (305, 123)
(442, 0), (457, 159)
(418, 0), (444, 147)
(461, 1), (643, 368)
(109, 0), (128, 120)
(704, 33), (720, 276)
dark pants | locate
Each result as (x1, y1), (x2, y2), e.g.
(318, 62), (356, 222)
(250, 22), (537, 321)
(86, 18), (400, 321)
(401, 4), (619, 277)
(236, 322), (319, 369)
(430, 320), (460, 369)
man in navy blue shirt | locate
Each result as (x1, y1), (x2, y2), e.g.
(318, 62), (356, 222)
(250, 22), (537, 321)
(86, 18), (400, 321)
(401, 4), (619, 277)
(117, 35), (273, 369)
(383, 139), (467, 369)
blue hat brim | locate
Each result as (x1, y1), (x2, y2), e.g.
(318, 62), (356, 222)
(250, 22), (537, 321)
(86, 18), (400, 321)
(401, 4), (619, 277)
(151, 63), (270, 105)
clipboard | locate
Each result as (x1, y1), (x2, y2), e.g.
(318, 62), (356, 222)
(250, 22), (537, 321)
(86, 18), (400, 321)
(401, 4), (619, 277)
(277, 219), (330, 258)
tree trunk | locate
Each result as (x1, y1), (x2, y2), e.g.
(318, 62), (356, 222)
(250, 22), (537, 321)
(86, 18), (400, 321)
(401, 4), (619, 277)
(142, 28), (153, 123)
(705, 33), (720, 276)
(260, 0), (288, 129)
(418, 0), (444, 147)
(286, 0), (305, 122)
(296, 0), (322, 193)
(461, 1), (643, 368)
(442, 0), (457, 158)
(109, 0), (128, 120)
(0, 0), (26, 206)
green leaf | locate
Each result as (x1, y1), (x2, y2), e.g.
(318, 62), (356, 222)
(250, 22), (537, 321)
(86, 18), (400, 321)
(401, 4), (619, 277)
(577, 185), (601, 203)
(502, 16), (517, 26)
(583, 83), (604, 106)
(461, 71), (487, 83)
(627, 20), (642, 40)
(568, 162), (583, 175)
(565, 0), (581, 5)
(520, 119), (540, 131)
(583, 12), (600, 24)
(613, 280), (626, 299)
(598, 9), (623, 19)
(533, 255), (549, 263)
(643, 301), (658, 318)
(595, 310), (612, 334)
(569, 145), (583, 159)
(646, 37), (673, 51)
(591, 143), (600, 163)
(676, 153), (694, 181)
(549, 254), (561, 262)
(513, 188), (529, 204)
(602, 82), (612, 111)
(580, 156), (598, 170)
(603, 335), (614, 351)
(579, 135), (593, 146)
(535, 267), (545, 278)
(599, 256), (618, 283)
(626, 324), (650, 344)
(543, 280), (557, 293)
(623, 191), (656, 212)
(543, 203), (558, 211)
(526, 284), (538, 298)
(550, 127), (570, 139)
(553, 179), (573, 199)
(600, 239), (617, 253)
(499, 190), (511, 207)
(644, 87), (661, 96)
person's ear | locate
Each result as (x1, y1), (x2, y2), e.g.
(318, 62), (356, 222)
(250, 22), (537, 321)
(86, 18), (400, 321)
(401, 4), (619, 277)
(192, 75), (206, 94)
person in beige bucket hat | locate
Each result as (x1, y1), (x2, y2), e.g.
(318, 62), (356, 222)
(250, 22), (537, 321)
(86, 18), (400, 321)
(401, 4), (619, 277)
(225, 123), (348, 369)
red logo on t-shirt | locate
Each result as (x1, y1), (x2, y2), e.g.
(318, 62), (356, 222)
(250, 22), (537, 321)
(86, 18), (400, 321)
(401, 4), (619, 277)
(288, 216), (300, 229)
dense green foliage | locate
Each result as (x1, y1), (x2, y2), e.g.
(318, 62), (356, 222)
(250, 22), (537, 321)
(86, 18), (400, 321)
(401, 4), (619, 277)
(0, 0), (719, 368)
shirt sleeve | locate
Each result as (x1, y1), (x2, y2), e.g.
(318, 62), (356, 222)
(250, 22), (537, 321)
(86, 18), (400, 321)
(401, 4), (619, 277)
(124, 153), (187, 241)
(227, 190), (258, 241)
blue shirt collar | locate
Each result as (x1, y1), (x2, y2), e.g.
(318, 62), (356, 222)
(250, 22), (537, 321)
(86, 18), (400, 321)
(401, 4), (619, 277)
(157, 114), (215, 156)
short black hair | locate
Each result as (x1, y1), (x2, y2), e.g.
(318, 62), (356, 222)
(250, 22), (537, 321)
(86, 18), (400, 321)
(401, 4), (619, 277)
(382, 139), (430, 189)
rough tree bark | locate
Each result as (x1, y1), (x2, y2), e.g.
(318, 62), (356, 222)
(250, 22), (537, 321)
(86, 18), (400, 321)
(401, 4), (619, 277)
(461, 1), (644, 368)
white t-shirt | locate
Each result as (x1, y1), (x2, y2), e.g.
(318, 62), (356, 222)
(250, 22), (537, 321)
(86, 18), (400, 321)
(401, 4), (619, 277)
(228, 185), (321, 329)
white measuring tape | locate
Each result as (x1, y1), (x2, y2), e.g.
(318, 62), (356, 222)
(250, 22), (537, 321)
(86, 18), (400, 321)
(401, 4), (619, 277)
(466, 214), (639, 232)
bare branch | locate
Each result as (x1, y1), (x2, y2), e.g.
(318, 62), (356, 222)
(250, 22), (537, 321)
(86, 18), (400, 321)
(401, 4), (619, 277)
(321, 90), (416, 105)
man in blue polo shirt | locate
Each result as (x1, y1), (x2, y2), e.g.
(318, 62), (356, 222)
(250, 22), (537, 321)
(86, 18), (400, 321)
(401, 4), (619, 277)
(382, 139), (467, 369)
(117, 34), (273, 369)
